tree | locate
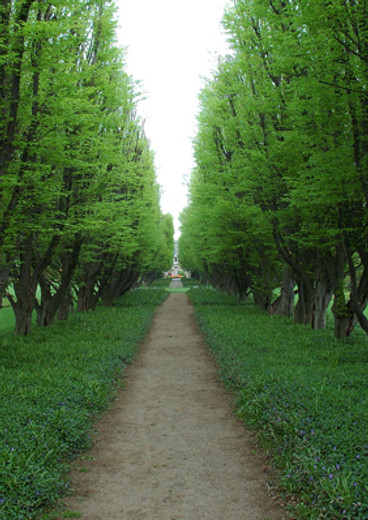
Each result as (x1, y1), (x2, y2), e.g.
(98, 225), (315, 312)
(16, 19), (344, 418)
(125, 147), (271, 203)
(181, 0), (368, 338)
(0, 0), (174, 333)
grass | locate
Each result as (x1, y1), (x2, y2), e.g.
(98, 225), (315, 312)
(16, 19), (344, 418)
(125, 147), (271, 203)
(181, 277), (202, 288)
(148, 278), (171, 288)
(0, 307), (38, 334)
(0, 306), (16, 333)
(0, 288), (168, 520)
(148, 276), (196, 293)
(165, 286), (190, 293)
(188, 287), (368, 520)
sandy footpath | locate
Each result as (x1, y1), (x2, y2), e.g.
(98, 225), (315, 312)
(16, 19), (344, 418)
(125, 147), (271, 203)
(59, 284), (289, 519)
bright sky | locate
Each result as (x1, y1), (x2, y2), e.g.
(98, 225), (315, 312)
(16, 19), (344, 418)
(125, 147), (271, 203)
(117, 0), (230, 238)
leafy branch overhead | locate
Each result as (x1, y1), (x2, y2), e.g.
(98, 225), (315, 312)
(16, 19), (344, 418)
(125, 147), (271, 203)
(0, 0), (174, 334)
(179, 0), (368, 339)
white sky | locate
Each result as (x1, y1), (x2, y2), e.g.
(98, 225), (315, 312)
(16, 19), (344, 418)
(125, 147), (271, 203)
(116, 0), (230, 238)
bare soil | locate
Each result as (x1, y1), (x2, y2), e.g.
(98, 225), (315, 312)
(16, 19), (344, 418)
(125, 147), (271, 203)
(59, 283), (290, 520)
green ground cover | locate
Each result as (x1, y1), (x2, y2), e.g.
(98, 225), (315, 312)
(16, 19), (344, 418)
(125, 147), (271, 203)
(0, 306), (16, 334)
(148, 278), (171, 288)
(188, 287), (368, 520)
(180, 278), (202, 288)
(150, 276), (198, 292)
(0, 288), (168, 520)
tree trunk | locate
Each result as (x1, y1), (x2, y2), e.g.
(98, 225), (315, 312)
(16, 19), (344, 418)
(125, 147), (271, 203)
(77, 263), (102, 311)
(35, 272), (52, 326)
(57, 289), (73, 321)
(77, 255), (120, 311)
(270, 268), (295, 317)
(253, 290), (271, 310)
(333, 242), (368, 338)
(294, 278), (314, 325)
(8, 238), (37, 334)
(332, 285), (357, 338)
(311, 276), (333, 330)
(77, 284), (98, 312)
(208, 264), (249, 300)
(0, 268), (10, 310)
(37, 238), (81, 326)
(100, 268), (139, 307)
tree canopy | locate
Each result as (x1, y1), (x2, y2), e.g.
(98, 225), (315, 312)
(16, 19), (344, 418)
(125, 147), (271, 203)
(0, 0), (174, 334)
(179, 0), (368, 338)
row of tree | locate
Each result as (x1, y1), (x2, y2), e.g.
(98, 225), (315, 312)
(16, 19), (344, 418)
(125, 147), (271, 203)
(179, 0), (368, 338)
(0, 0), (174, 334)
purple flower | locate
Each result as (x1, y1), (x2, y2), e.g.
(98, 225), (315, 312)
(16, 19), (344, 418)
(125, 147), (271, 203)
(336, 464), (341, 470)
(329, 474), (333, 479)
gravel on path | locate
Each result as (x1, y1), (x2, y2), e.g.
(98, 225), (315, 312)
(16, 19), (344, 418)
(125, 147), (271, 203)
(59, 286), (289, 520)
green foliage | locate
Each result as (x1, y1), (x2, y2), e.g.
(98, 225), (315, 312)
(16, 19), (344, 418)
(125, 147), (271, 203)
(0, 307), (16, 333)
(180, 278), (202, 288)
(189, 287), (368, 519)
(0, 0), (173, 333)
(148, 278), (172, 288)
(0, 297), (162, 519)
(114, 288), (168, 308)
(188, 286), (242, 306)
(181, 0), (368, 336)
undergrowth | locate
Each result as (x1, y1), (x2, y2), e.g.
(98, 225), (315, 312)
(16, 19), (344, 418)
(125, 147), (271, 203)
(147, 278), (171, 288)
(0, 288), (168, 519)
(181, 278), (202, 288)
(188, 287), (368, 520)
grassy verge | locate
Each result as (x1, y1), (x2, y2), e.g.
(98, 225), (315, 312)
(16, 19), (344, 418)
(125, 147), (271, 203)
(0, 288), (168, 520)
(0, 307), (38, 334)
(181, 278), (202, 288)
(148, 278), (171, 288)
(0, 306), (16, 333)
(188, 287), (368, 520)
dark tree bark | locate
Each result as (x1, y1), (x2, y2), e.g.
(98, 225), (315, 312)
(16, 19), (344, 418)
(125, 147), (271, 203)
(77, 262), (103, 312)
(77, 253), (119, 311)
(294, 277), (314, 326)
(311, 276), (333, 330)
(57, 289), (74, 321)
(36, 237), (82, 327)
(7, 236), (37, 334)
(0, 0), (34, 175)
(332, 240), (368, 338)
(100, 267), (139, 307)
(269, 268), (295, 317)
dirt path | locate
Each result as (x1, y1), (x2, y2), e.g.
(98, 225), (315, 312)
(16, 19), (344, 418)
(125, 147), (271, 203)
(60, 284), (289, 520)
